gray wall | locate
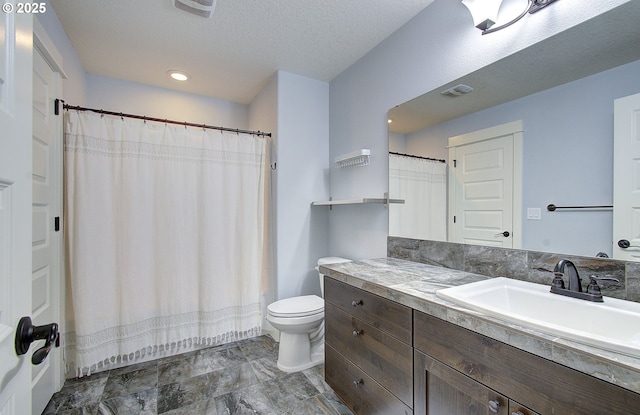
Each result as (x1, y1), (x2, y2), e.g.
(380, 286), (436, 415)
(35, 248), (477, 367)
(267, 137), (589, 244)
(273, 71), (330, 300)
(86, 74), (250, 128)
(36, 1), (87, 105)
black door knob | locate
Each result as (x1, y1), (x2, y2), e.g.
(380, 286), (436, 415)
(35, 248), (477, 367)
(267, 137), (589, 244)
(495, 231), (510, 237)
(618, 239), (631, 248)
(14, 316), (60, 365)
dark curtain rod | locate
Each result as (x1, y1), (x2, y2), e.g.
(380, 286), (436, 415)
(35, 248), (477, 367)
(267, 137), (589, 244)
(55, 99), (271, 138)
(389, 151), (446, 163)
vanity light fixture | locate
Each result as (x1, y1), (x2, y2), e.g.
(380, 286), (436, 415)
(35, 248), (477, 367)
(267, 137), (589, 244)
(462, 0), (558, 35)
(168, 70), (190, 81)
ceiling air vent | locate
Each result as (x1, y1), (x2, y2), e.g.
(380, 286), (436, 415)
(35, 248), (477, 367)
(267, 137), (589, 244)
(173, 0), (217, 18)
(441, 84), (474, 97)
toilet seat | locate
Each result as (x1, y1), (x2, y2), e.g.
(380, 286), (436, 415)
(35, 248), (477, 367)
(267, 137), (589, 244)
(267, 295), (324, 318)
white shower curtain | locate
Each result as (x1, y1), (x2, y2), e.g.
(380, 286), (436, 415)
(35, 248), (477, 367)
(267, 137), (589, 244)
(389, 154), (447, 240)
(64, 111), (271, 376)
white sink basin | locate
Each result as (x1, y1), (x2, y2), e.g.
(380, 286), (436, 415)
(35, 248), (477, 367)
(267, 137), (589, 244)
(436, 277), (640, 358)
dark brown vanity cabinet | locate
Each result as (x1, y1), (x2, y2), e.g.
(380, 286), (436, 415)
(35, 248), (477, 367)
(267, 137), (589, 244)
(414, 351), (539, 415)
(324, 278), (413, 414)
(324, 276), (640, 414)
(414, 311), (640, 415)
(414, 350), (508, 415)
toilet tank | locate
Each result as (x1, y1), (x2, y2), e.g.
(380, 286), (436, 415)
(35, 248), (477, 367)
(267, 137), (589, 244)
(317, 257), (351, 297)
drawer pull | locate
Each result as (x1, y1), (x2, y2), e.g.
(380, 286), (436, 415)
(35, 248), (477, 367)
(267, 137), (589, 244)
(488, 400), (501, 413)
(353, 379), (363, 388)
(352, 330), (362, 337)
(351, 300), (363, 307)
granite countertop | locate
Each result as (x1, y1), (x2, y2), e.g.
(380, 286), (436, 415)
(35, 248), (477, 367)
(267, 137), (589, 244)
(320, 257), (640, 394)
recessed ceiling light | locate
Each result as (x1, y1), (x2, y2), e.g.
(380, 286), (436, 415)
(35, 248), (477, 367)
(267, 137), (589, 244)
(168, 70), (190, 81)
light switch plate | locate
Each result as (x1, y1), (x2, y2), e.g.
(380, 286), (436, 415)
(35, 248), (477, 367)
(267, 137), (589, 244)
(527, 208), (542, 220)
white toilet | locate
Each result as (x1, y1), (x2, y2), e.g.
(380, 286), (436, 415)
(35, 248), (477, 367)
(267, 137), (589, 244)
(267, 256), (351, 373)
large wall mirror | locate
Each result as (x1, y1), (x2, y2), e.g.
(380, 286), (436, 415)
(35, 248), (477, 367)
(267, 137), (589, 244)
(388, 2), (640, 260)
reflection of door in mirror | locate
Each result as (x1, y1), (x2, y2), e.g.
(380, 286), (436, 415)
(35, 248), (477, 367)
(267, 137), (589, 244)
(613, 92), (640, 260)
(448, 121), (523, 249)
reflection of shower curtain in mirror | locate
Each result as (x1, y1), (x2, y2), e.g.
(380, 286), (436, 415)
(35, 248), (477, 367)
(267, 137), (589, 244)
(64, 111), (271, 376)
(389, 154), (446, 240)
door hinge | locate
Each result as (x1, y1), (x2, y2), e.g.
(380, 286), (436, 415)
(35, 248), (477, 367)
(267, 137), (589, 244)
(54, 98), (64, 116)
(453, 215), (456, 223)
(453, 159), (457, 168)
(54, 217), (60, 232)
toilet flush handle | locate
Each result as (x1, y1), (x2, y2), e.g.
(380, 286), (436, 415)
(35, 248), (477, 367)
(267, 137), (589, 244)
(352, 299), (363, 307)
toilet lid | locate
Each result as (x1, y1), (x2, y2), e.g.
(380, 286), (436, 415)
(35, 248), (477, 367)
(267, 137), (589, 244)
(268, 295), (324, 317)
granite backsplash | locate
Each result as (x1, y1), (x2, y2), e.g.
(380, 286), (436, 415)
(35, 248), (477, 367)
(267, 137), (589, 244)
(388, 237), (640, 303)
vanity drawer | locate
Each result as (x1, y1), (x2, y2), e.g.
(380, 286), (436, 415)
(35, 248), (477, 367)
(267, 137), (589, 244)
(326, 302), (413, 406)
(325, 344), (413, 415)
(414, 311), (640, 415)
(324, 277), (412, 344)
(509, 401), (540, 415)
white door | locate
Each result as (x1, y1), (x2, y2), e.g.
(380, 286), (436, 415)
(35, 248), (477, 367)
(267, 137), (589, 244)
(0, 9), (34, 415)
(31, 35), (64, 414)
(613, 92), (640, 260)
(448, 121), (523, 248)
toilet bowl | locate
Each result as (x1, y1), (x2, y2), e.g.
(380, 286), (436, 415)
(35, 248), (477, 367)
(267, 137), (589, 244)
(267, 256), (351, 373)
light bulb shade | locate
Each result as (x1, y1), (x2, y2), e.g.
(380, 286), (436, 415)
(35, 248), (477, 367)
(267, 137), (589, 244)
(462, 0), (503, 31)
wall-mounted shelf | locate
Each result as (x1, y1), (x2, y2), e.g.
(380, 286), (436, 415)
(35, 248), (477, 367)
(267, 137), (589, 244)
(312, 193), (404, 209)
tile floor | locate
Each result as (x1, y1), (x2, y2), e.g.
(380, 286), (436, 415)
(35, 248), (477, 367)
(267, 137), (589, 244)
(43, 336), (354, 415)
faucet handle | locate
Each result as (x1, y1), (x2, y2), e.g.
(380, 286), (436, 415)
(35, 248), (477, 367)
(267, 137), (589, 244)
(586, 276), (602, 295)
(587, 275), (622, 295)
(552, 273), (565, 289)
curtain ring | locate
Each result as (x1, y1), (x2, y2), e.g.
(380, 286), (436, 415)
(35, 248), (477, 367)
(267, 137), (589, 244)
(119, 112), (124, 121)
(143, 116), (147, 124)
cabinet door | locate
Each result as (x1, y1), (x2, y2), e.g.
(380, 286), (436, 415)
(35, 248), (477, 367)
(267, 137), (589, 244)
(414, 311), (640, 414)
(415, 350), (508, 415)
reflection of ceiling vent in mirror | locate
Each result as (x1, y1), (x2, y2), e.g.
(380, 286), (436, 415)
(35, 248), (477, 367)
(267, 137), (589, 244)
(173, 0), (217, 18)
(441, 84), (474, 97)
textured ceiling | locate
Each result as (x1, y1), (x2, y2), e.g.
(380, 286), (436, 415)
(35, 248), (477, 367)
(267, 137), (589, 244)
(50, 0), (434, 104)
